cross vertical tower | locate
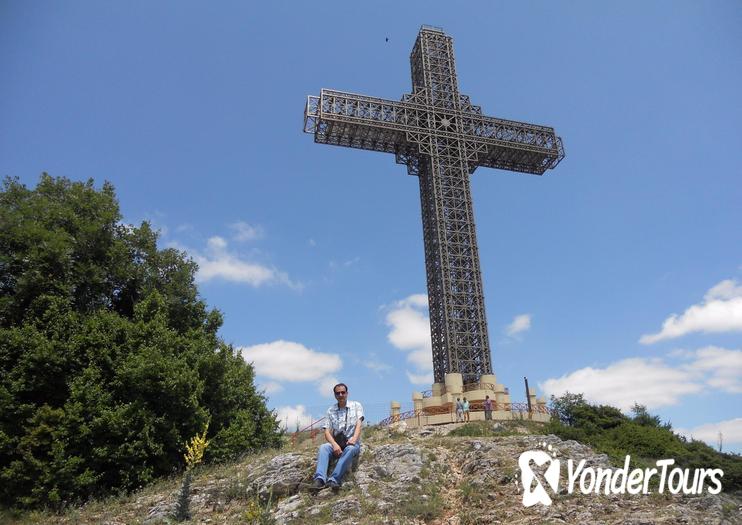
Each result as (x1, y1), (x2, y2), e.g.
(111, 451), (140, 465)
(304, 26), (564, 385)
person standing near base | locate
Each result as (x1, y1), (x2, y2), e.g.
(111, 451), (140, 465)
(312, 383), (364, 492)
(484, 395), (493, 421)
(455, 397), (464, 423)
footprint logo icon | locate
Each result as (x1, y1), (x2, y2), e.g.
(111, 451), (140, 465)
(517, 442), (560, 507)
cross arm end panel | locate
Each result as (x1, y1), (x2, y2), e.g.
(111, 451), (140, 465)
(304, 90), (418, 157)
(475, 135), (564, 175)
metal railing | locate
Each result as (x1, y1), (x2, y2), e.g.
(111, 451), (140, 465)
(378, 401), (552, 426)
(290, 416), (327, 446)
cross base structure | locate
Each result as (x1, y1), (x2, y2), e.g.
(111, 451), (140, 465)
(382, 373), (549, 427)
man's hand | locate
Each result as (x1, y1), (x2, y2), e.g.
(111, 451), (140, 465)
(332, 443), (343, 457)
(347, 436), (357, 446)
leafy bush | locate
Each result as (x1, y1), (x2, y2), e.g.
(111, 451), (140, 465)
(546, 393), (742, 491)
(0, 175), (281, 508)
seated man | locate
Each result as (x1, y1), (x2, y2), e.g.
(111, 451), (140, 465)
(312, 382), (364, 492)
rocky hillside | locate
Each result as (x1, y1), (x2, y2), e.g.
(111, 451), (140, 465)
(10, 422), (742, 524)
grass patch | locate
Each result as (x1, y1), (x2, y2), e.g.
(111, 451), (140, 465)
(242, 495), (276, 525)
(362, 424), (385, 441)
(297, 503), (332, 525)
(459, 480), (488, 506)
(721, 501), (737, 518)
(367, 483), (383, 499)
(447, 420), (548, 438)
(395, 482), (445, 521)
(223, 475), (250, 502)
(448, 422), (499, 437)
(498, 466), (516, 485)
(459, 510), (482, 525)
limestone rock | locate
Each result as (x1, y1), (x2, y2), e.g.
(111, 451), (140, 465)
(247, 452), (312, 500)
(273, 494), (303, 525)
(142, 499), (174, 524)
(331, 495), (361, 521)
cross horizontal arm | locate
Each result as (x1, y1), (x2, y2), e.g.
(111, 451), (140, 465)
(304, 89), (564, 175)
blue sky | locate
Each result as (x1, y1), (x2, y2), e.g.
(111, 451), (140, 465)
(2, 1), (741, 451)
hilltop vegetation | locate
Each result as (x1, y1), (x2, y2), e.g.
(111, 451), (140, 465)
(0, 175), (281, 509)
(3, 419), (740, 524)
(544, 393), (742, 491)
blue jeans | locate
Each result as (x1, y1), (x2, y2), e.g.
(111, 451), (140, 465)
(314, 442), (360, 485)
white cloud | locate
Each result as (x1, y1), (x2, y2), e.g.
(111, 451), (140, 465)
(317, 376), (341, 398)
(640, 279), (742, 344)
(541, 345), (742, 411)
(308, 238), (316, 247)
(230, 221), (264, 242)
(667, 348), (695, 359)
(385, 294), (433, 387)
(362, 354), (392, 375)
(676, 418), (742, 447)
(195, 252), (283, 286)
(386, 295), (430, 351)
(328, 257), (360, 270)
(506, 314), (532, 337)
(182, 235), (300, 289)
(275, 405), (317, 431)
(240, 340), (342, 382)
(540, 357), (703, 411)
(705, 279), (742, 301)
(407, 347), (433, 371)
(683, 346), (742, 394)
(207, 235), (227, 251)
(407, 371), (434, 385)
(259, 381), (284, 395)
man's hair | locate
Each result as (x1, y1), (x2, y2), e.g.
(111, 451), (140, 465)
(333, 383), (348, 393)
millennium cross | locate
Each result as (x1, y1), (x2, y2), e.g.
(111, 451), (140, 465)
(304, 26), (564, 385)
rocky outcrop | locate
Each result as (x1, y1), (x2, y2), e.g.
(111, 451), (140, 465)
(247, 452), (312, 500)
(130, 425), (742, 524)
(262, 429), (740, 524)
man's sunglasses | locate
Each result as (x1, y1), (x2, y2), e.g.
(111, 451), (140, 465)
(334, 390), (347, 396)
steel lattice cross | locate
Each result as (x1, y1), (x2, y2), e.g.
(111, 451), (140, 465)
(304, 26), (564, 385)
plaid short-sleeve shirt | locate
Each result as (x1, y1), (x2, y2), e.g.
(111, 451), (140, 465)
(322, 400), (364, 440)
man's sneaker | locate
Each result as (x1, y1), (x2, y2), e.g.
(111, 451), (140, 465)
(327, 480), (340, 492)
(311, 478), (325, 493)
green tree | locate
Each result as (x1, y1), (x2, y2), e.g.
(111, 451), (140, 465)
(0, 175), (281, 509)
(545, 393), (742, 491)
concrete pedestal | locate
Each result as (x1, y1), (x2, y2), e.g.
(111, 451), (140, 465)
(390, 372), (550, 428)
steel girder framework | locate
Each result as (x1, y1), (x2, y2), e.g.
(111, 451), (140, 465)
(304, 26), (564, 384)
